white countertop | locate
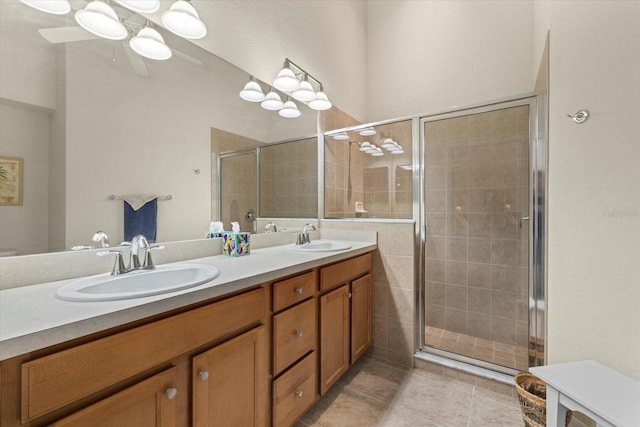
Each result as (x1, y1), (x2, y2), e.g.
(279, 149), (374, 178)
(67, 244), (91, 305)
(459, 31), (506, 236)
(0, 240), (376, 361)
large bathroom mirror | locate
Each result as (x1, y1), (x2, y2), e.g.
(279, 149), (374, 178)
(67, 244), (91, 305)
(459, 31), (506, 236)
(324, 119), (413, 219)
(0, 1), (319, 256)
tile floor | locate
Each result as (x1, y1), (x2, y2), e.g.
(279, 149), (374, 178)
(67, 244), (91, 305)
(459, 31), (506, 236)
(425, 326), (530, 372)
(296, 355), (587, 427)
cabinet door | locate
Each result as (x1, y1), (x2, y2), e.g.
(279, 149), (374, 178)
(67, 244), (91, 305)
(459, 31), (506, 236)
(351, 274), (373, 363)
(50, 367), (177, 427)
(193, 325), (268, 427)
(319, 285), (350, 396)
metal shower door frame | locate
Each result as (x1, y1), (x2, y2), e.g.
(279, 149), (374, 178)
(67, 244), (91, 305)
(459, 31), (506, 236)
(415, 94), (547, 375)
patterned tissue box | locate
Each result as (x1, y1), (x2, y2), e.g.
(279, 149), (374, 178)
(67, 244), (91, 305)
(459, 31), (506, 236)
(222, 232), (250, 257)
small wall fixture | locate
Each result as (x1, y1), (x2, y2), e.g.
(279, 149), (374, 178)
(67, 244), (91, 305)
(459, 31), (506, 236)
(273, 60), (300, 92)
(279, 99), (301, 118)
(261, 90), (284, 111)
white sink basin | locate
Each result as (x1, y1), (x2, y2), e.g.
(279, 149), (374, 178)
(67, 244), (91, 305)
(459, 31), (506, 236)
(55, 264), (220, 302)
(292, 241), (352, 252)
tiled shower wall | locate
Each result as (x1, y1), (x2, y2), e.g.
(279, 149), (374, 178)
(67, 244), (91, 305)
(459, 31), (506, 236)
(260, 137), (317, 218)
(424, 106), (530, 348)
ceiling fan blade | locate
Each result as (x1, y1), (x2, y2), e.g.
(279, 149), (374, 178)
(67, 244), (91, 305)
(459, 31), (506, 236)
(38, 26), (100, 44)
(171, 49), (202, 67)
(122, 42), (149, 77)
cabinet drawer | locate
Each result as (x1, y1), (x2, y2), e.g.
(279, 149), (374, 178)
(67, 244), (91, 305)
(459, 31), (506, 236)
(273, 352), (316, 427)
(50, 367), (178, 427)
(320, 252), (372, 292)
(21, 287), (266, 422)
(273, 270), (315, 312)
(273, 299), (316, 376)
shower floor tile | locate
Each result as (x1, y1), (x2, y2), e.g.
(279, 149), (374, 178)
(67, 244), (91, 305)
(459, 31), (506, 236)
(424, 326), (529, 371)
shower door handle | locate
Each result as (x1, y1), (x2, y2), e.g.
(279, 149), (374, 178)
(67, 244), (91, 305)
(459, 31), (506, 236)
(520, 216), (530, 227)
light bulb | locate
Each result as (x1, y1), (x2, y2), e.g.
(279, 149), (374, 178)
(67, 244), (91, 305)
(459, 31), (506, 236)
(19, 0), (71, 15)
(129, 27), (172, 60)
(273, 66), (300, 92)
(261, 91), (284, 111)
(239, 80), (265, 102)
(308, 91), (332, 111)
(279, 100), (301, 118)
(75, 1), (128, 41)
(162, 0), (207, 40)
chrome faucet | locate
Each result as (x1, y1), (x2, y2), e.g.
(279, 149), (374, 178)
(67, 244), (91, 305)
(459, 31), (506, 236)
(97, 234), (164, 275)
(92, 231), (110, 248)
(265, 222), (278, 233)
(296, 223), (316, 246)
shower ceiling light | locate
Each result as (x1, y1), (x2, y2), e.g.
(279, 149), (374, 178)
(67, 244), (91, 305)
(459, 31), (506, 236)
(261, 91), (284, 111)
(332, 132), (349, 140)
(273, 61), (300, 92)
(308, 90), (332, 111)
(19, 0), (71, 15)
(359, 127), (376, 136)
(75, 0), (128, 41)
(239, 78), (266, 102)
(279, 100), (301, 118)
(162, 0), (207, 40)
(114, 0), (160, 13)
(129, 27), (172, 60)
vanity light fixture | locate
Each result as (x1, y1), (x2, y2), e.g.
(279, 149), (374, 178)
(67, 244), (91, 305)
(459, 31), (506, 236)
(332, 132), (349, 140)
(308, 86), (332, 111)
(279, 99), (301, 118)
(359, 127), (376, 136)
(292, 75), (316, 102)
(273, 60), (300, 92)
(381, 138), (397, 149)
(261, 90), (284, 111)
(19, 0), (71, 15)
(371, 147), (384, 156)
(162, 0), (207, 40)
(359, 142), (372, 152)
(129, 25), (172, 60)
(390, 146), (404, 154)
(75, 0), (128, 41)
(114, 0), (160, 13)
(239, 77), (266, 102)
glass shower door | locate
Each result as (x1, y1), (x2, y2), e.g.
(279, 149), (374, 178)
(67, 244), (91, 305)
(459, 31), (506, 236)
(422, 101), (537, 372)
(218, 150), (257, 233)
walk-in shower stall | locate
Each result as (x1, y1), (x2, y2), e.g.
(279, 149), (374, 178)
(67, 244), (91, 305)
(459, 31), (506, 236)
(418, 95), (546, 375)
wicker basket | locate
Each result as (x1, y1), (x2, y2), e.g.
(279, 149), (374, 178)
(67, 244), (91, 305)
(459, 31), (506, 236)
(514, 373), (572, 427)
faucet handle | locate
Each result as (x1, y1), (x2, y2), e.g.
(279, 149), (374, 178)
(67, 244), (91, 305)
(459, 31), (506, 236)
(144, 245), (164, 269)
(97, 250), (127, 275)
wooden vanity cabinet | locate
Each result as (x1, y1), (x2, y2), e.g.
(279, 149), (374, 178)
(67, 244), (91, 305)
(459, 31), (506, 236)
(271, 271), (318, 427)
(1, 286), (269, 427)
(319, 253), (373, 396)
(192, 325), (268, 426)
(49, 367), (178, 427)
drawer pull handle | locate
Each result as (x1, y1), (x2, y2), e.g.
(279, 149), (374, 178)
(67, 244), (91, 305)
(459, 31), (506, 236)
(199, 370), (209, 381)
(295, 330), (304, 339)
(165, 387), (178, 400)
(295, 287), (304, 295)
(295, 390), (304, 398)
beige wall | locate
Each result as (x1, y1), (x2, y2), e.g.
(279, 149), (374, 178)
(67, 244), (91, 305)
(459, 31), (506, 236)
(366, 1), (534, 121)
(0, 103), (50, 255)
(544, 1), (640, 379)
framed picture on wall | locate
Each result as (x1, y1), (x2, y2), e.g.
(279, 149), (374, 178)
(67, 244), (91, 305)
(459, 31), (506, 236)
(0, 156), (23, 206)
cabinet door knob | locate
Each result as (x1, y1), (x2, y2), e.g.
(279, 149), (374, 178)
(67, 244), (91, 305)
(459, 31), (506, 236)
(295, 287), (304, 295)
(295, 330), (304, 339)
(198, 370), (209, 381)
(295, 390), (304, 398)
(165, 387), (178, 400)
